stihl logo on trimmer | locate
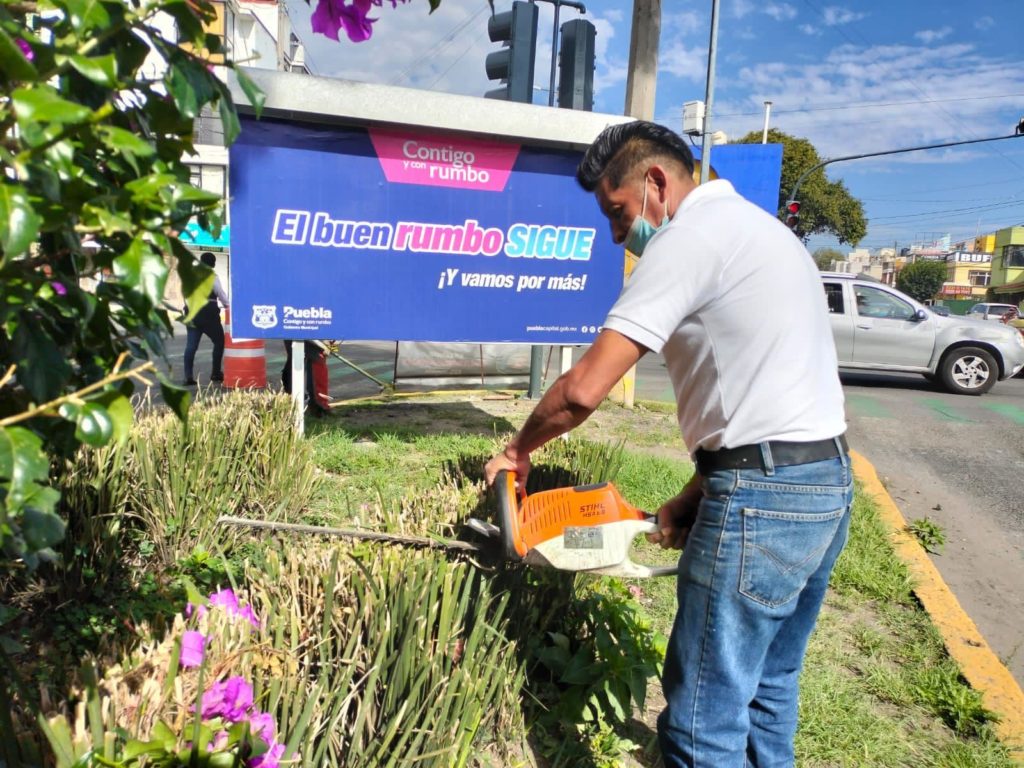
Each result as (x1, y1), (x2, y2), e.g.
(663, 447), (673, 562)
(580, 502), (605, 517)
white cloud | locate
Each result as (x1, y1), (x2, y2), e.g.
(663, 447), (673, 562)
(710, 41), (1024, 160)
(822, 6), (866, 26)
(659, 44), (707, 82)
(664, 10), (704, 36)
(974, 16), (995, 31)
(914, 26), (953, 44)
(800, 23), (822, 36)
(730, 0), (756, 20)
(763, 3), (798, 21)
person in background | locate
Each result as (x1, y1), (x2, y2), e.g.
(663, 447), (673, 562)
(183, 251), (229, 386)
(485, 120), (852, 767)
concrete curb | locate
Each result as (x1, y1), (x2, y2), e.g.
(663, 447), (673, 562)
(849, 450), (1024, 758)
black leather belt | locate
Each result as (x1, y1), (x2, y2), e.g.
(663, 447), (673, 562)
(694, 435), (848, 475)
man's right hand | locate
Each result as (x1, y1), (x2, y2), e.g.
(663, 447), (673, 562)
(646, 474), (703, 550)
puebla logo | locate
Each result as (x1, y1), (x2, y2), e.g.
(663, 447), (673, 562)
(251, 305), (278, 329)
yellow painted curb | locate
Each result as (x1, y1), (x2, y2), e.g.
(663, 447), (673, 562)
(850, 450), (1024, 758)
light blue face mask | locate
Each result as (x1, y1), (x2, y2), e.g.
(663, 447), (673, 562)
(624, 177), (670, 256)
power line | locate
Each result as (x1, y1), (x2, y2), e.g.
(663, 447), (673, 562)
(388, 5), (489, 86)
(797, 0), (1024, 175)
(870, 200), (1024, 223)
(711, 92), (1024, 119)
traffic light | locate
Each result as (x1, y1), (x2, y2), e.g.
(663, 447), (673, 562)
(784, 200), (801, 230)
(484, 1), (538, 104)
(557, 19), (596, 111)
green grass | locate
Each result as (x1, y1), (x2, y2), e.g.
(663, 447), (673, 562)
(304, 399), (1016, 767)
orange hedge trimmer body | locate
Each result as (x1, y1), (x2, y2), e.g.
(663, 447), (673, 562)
(490, 470), (677, 578)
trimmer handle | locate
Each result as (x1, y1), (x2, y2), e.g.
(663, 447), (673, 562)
(493, 469), (527, 561)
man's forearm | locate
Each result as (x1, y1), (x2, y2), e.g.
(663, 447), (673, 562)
(505, 375), (595, 459)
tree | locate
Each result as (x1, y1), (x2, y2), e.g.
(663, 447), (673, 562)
(736, 129), (867, 246)
(813, 247), (846, 271)
(0, 0), (268, 570)
(896, 260), (947, 303)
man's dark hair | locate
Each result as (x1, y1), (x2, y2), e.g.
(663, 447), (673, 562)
(576, 121), (695, 192)
(200, 251), (216, 268)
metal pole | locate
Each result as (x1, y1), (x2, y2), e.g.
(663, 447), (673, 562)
(789, 133), (1023, 204)
(761, 101), (772, 143)
(527, 0), (585, 398)
(699, 0), (720, 184)
(290, 340), (305, 435)
(548, 2), (560, 106)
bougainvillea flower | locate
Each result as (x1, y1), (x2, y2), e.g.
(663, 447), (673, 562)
(179, 631), (206, 668)
(251, 741), (287, 768)
(201, 676), (254, 722)
(50, 281), (67, 296)
(311, 0), (377, 43)
(16, 38), (33, 61)
(248, 711), (276, 744)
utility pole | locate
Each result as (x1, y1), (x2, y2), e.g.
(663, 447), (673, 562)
(612, 0), (660, 409)
(698, 0), (720, 184)
(623, 0), (659, 119)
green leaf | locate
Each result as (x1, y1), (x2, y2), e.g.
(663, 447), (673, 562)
(58, 402), (83, 422)
(124, 173), (178, 203)
(123, 739), (169, 760)
(0, 27), (39, 80)
(0, 427), (51, 498)
(113, 238), (169, 309)
(0, 183), (42, 262)
(152, 720), (177, 749)
(166, 55), (216, 120)
(12, 86), (92, 125)
(10, 321), (71, 401)
(62, 0), (111, 32)
(67, 53), (118, 86)
(97, 125), (155, 157)
(159, 378), (192, 422)
(176, 253), (215, 322)
(90, 390), (133, 446)
(428, 0), (442, 11)
(217, 91), (240, 146)
(233, 67), (265, 119)
(560, 650), (597, 685)
(22, 507), (67, 550)
(75, 403), (114, 447)
(81, 204), (134, 237)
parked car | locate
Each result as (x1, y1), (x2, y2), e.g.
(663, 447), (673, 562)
(928, 304), (951, 316)
(821, 273), (1024, 395)
(966, 302), (1018, 322)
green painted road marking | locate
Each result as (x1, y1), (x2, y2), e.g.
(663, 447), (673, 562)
(844, 393), (891, 419)
(983, 401), (1024, 425)
(921, 398), (973, 423)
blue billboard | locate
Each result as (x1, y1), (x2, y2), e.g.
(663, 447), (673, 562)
(228, 115), (782, 343)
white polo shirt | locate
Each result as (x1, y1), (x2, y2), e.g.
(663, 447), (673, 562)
(603, 179), (846, 452)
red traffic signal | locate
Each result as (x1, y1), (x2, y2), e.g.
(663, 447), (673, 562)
(784, 199), (800, 230)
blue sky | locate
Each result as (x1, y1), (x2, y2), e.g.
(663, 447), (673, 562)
(283, 0), (1024, 254)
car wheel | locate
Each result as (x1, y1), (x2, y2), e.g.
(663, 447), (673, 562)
(939, 347), (998, 395)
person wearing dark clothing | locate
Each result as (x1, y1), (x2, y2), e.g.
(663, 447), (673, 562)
(183, 251), (229, 386)
(281, 341), (330, 416)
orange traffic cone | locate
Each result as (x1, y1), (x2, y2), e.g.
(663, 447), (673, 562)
(223, 308), (267, 389)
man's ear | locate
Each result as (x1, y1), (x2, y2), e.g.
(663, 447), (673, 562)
(647, 164), (670, 201)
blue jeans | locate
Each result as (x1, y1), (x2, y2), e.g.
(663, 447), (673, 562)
(658, 447), (853, 768)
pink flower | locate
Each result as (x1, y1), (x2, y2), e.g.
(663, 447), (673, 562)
(201, 676), (254, 722)
(16, 38), (33, 61)
(248, 711), (276, 744)
(179, 631), (206, 668)
(50, 281), (67, 296)
(311, 0), (376, 42)
(250, 741), (287, 768)
(207, 730), (230, 751)
(188, 588), (259, 629)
